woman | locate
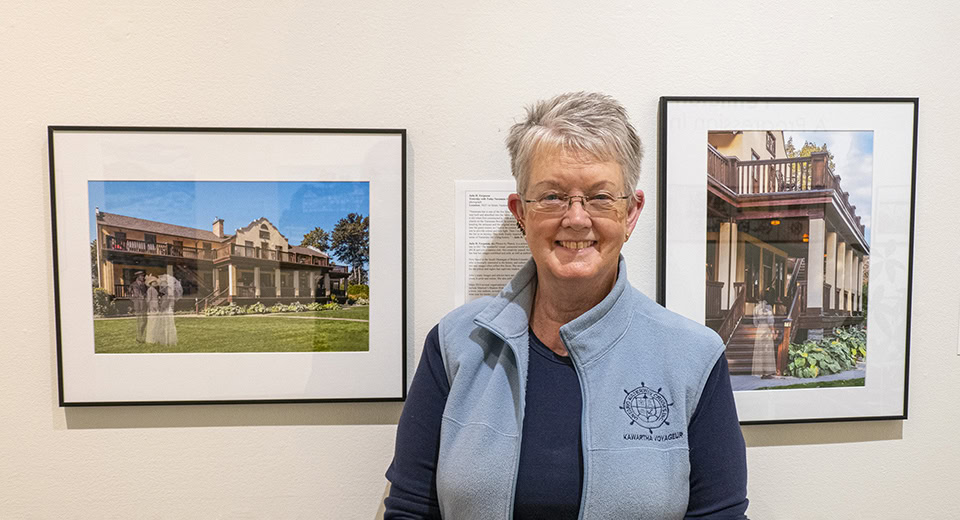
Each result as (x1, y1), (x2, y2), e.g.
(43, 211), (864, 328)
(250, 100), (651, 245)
(385, 92), (748, 519)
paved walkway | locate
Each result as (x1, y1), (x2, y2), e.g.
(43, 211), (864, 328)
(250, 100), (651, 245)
(730, 362), (866, 391)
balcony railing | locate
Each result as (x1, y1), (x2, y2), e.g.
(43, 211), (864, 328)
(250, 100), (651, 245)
(707, 146), (865, 235)
(104, 236), (216, 260)
(228, 244), (334, 267)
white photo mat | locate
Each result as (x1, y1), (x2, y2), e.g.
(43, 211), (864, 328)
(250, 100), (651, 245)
(50, 128), (406, 404)
(659, 98), (916, 423)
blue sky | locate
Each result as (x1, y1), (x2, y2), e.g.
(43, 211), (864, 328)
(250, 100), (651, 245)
(89, 181), (369, 264)
(783, 131), (874, 244)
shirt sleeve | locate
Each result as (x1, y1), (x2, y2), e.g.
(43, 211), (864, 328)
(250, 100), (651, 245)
(684, 355), (750, 519)
(384, 325), (448, 520)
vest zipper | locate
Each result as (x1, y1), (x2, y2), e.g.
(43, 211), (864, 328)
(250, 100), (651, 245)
(478, 322), (527, 520)
(562, 330), (590, 520)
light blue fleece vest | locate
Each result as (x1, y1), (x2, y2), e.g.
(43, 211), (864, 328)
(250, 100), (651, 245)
(435, 257), (725, 520)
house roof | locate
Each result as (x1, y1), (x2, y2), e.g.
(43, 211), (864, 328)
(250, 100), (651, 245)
(97, 212), (230, 243)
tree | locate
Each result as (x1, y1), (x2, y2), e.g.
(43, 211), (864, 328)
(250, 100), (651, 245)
(785, 137), (836, 171)
(301, 227), (330, 252)
(90, 239), (99, 286)
(331, 213), (369, 284)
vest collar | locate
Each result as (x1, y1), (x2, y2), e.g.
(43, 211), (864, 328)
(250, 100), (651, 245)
(474, 256), (635, 365)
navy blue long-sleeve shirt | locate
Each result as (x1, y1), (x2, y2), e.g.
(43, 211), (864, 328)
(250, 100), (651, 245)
(385, 326), (748, 519)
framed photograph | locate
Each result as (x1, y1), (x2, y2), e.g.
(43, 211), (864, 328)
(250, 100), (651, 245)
(657, 97), (917, 424)
(49, 126), (406, 405)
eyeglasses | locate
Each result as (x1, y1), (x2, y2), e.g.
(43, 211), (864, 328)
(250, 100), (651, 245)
(522, 192), (632, 216)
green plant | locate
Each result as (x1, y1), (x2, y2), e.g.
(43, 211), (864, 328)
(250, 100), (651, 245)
(322, 301), (342, 311)
(353, 297), (369, 306)
(786, 325), (866, 378)
(269, 303), (287, 314)
(306, 302), (324, 311)
(204, 303), (246, 316)
(92, 288), (117, 316)
(247, 302), (268, 314)
(347, 284), (369, 300)
(833, 325), (866, 361)
(288, 301), (307, 313)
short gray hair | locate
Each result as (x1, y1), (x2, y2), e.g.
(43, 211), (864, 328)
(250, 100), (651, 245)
(505, 91), (643, 197)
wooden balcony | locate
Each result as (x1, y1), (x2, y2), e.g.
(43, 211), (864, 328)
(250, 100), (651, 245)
(708, 145), (865, 235)
(104, 236), (216, 260)
(227, 244), (335, 268)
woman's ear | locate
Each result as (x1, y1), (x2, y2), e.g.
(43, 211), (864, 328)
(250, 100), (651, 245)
(625, 189), (645, 237)
(507, 193), (525, 223)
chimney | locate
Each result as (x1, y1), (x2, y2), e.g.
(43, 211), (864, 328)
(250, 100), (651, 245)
(213, 217), (224, 238)
(95, 207), (104, 220)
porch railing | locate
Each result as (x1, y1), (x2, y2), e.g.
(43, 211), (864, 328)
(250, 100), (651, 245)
(707, 146), (865, 235)
(105, 236), (216, 260)
(777, 259), (806, 375)
(717, 282), (745, 346)
(227, 244), (334, 267)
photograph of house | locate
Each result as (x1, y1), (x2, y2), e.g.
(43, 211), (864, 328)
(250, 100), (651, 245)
(87, 180), (371, 354)
(705, 130), (871, 389)
(94, 210), (350, 312)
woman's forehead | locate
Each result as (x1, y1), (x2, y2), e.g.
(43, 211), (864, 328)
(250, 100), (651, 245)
(528, 149), (622, 190)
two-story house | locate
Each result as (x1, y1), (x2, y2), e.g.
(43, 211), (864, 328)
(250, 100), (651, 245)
(94, 209), (350, 311)
(705, 131), (869, 376)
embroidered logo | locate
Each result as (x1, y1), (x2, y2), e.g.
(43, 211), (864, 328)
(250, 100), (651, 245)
(620, 382), (673, 434)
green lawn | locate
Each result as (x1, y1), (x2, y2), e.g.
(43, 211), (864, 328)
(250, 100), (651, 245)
(756, 378), (865, 390)
(94, 308), (369, 353)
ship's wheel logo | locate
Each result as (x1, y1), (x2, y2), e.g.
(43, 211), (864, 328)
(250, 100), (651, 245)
(620, 383), (673, 434)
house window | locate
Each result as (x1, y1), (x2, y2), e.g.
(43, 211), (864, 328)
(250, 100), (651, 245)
(751, 149), (760, 161)
(766, 132), (776, 156)
(260, 229), (270, 240)
(144, 234), (156, 244)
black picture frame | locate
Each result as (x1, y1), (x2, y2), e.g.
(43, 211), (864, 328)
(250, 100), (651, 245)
(657, 97), (917, 424)
(49, 126), (407, 405)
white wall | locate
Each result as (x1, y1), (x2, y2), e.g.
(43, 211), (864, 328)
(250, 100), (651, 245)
(2, 1), (958, 518)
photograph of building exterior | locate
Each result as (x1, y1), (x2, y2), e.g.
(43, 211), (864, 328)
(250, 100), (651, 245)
(87, 180), (371, 354)
(94, 210), (350, 313)
(705, 130), (871, 389)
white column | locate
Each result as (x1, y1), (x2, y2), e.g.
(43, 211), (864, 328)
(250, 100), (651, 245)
(254, 266), (261, 298)
(229, 265), (236, 297)
(324, 273), (331, 297)
(824, 232), (837, 310)
(845, 249), (854, 311)
(718, 222), (738, 310)
(275, 268), (282, 298)
(166, 265), (174, 276)
(294, 270), (300, 298)
(309, 272), (316, 297)
(858, 257), (865, 312)
(213, 268), (219, 292)
(806, 218), (825, 313)
(836, 241), (846, 312)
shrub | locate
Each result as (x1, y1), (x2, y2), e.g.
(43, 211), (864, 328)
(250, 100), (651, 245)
(353, 297), (369, 306)
(322, 301), (342, 311)
(306, 302), (324, 311)
(269, 303), (287, 314)
(347, 284), (369, 300)
(834, 325), (866, 361)
(204, 303), (246, 316)
(288, 301), (307, 313)
(247, 302), (268, 314)
(92, 288), (117, 316)
(786, 325), (866, 378)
